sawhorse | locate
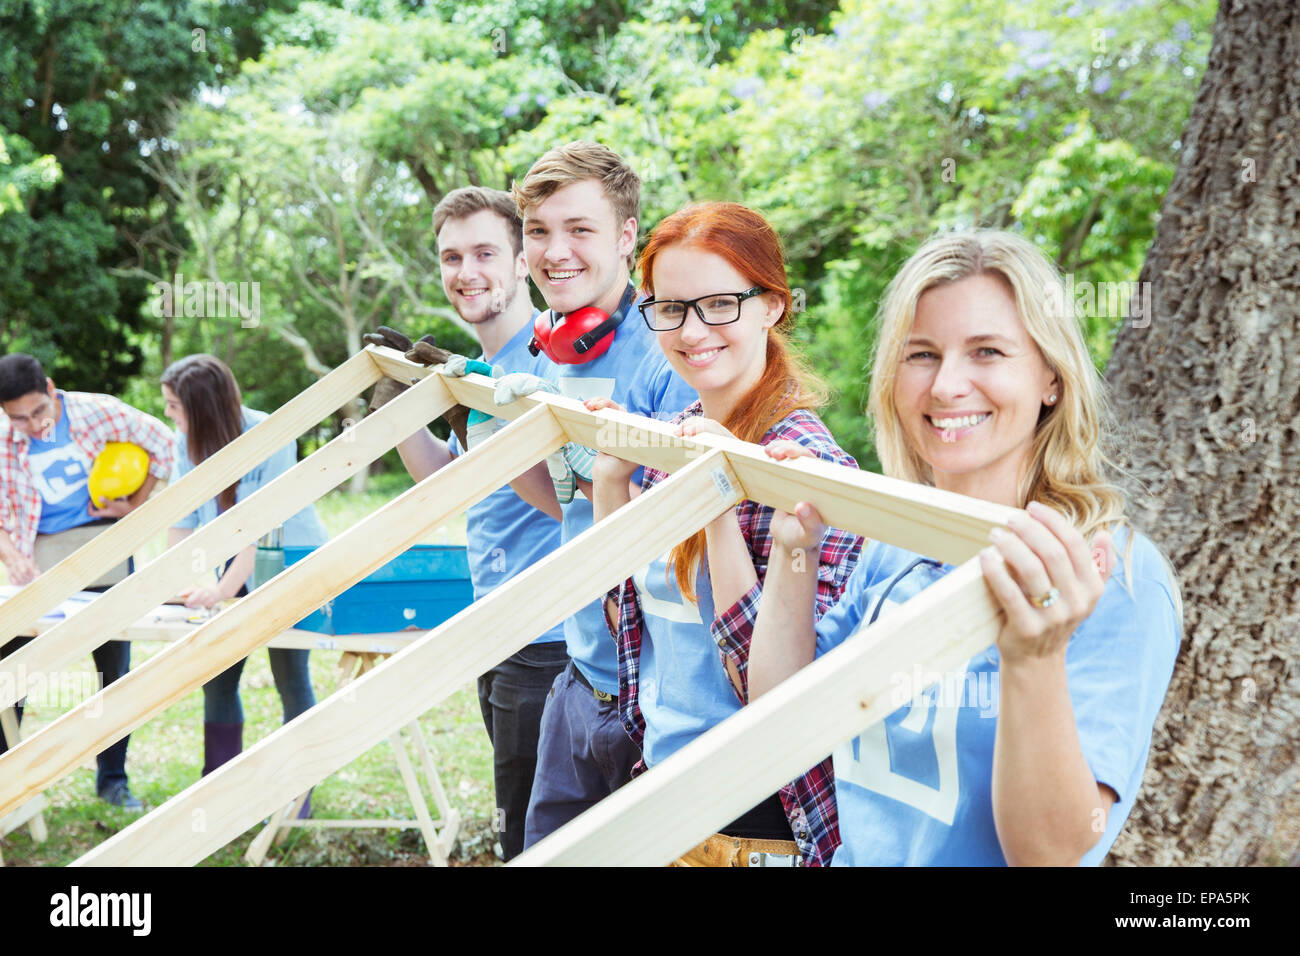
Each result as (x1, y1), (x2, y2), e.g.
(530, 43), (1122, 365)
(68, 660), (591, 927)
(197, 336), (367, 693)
(244, 650), (462, 866)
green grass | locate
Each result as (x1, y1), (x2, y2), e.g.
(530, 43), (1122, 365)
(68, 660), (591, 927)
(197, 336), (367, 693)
(2, 473), (499, 867)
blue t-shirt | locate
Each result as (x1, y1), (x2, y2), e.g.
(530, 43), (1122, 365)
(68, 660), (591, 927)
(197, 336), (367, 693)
(544, 308), (697, 694)
(817, 528), (1180, 866)
(27, 399), (96, 534)
(447, 318), (565, 644)
(635, 554), (740, 768)
(172, 407), (328, 590)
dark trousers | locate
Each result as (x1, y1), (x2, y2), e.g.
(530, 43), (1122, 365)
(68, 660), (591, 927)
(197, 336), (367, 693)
(0, 630), (131, 794)
(523, 660), (640, 851)
(477, 640), (570, 860)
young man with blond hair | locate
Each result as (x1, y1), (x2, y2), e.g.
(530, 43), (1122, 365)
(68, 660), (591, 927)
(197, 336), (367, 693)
(508, 141), (697, 850)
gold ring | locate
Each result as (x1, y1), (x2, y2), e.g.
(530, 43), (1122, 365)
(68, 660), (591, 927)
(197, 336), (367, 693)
(1031, 587), (1060, 609)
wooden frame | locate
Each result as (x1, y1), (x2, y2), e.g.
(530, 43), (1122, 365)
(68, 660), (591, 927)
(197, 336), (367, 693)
(0, 400), (567, 816)
(0, 367), (454, 713)
(243, 651), (462, 867)
(0, 351), (380, 645)
(0, 348), (1014, 866)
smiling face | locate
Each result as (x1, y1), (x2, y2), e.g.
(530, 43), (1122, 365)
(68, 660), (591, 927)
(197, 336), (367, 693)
(894, 272), (1058, 503)
(436, 209), (528, 326)
(522, 178), (637, 317)
(1, 380), (58, 440)
(161, 383), (188, 435)
(650, 243), (782, 419)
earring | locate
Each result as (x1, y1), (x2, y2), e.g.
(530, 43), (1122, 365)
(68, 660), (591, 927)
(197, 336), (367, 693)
(1047, 394), (1057, 404)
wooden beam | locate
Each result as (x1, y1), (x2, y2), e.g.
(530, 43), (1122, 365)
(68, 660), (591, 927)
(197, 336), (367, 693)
(371, 346), (1017, 563)
(72, 450), (745, 865)
(512, 558), (1002, 866)
(0, 369), (457, 713)
(0, 404), (567, 818)
(0, 351), (381, 643)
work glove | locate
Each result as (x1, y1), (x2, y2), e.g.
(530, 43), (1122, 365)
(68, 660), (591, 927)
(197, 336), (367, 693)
(362, 326), (469, 448)
(442, 356), (506, 450)
(493, 373), (596, 504)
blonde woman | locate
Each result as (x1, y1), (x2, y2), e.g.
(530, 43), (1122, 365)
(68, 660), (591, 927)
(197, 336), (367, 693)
(750, 230), (1181, 866)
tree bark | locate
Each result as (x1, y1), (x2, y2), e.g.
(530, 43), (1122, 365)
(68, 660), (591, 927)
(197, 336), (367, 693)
(1104, 0), (1299, 866)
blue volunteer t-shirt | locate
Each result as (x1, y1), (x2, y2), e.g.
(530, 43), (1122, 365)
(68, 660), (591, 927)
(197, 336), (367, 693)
(544, 310), (697, 695)
(27, 400), (96, 534)
(172, 407), (328, 590)
(817, 529), (1181, 866)
(447, 318), (565, 645)
(635, 553), (740, 768)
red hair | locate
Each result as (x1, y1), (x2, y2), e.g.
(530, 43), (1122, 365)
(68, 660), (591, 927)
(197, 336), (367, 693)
(638, 202), (826, 602)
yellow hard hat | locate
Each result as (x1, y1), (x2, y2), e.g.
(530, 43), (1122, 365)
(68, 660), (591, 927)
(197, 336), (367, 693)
(88, 442), (149, 507)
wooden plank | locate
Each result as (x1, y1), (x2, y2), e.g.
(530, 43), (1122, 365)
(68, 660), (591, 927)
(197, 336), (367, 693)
(723, 453), (1013, 566)
(71, 450), (744, 866)
(512, 559), (1001, 866)
(0, 404), (567, 818)
(0, 369), (456, 712)
(372, 346), (1017, 562)
(0, 707), (47, 845)
(111, 620), (428, 655)
(387, 728), (446, 866)
(0, 793), (48, 838)
(549, 400), (1016, 564)
(0, 351), (381, 643)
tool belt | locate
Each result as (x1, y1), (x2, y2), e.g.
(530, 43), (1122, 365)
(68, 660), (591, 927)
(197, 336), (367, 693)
(33, 520), (129, 588)
(669, 834), (801, 867)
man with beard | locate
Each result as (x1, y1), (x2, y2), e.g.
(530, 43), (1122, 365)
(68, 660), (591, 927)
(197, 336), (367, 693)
(365, 187), (568, 861)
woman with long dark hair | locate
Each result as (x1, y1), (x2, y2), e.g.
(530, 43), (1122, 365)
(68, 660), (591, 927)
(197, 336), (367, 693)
(584, 202), (862, 866)
(162, 354), (327, 800)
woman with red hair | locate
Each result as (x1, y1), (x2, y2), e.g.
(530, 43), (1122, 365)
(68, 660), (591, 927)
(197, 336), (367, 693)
(585, 202), (861, 866)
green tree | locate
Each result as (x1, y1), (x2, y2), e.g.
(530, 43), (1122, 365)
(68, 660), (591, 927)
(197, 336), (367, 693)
(0, 0), (217, 392)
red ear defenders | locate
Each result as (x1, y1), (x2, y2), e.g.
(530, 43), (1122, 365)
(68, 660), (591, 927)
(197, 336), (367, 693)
(528, 284), (636, 365)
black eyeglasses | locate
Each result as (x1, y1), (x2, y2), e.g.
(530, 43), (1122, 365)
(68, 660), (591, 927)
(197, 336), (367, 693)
(638, 287), (766, 332)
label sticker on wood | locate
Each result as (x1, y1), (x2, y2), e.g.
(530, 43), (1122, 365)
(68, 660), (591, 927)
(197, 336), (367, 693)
(710, 467), (735, 500)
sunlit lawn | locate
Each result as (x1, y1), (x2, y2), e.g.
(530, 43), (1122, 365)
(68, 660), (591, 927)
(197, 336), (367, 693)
(1, 470), (501, 867)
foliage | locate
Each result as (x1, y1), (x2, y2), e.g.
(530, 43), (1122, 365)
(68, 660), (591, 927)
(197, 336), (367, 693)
(0, 0), (218, 392)
(0, 0), (1217, 467)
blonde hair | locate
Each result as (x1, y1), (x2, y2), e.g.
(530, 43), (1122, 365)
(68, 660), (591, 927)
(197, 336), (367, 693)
(868, 230), (1126, 540)
(512, 141), (641, 269)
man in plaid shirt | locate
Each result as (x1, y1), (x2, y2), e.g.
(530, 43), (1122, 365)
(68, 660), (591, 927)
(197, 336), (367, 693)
(0, 353), (174, 810)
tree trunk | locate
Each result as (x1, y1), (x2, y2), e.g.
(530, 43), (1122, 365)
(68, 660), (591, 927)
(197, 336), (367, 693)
(1104, 0), (1299, 866)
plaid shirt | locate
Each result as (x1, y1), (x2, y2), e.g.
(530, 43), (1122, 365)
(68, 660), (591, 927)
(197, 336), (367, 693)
(0, 391), (175, 559)
(608, 400), (863, 866)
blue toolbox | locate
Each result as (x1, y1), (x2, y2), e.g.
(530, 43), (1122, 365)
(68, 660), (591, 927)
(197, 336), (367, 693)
(283, 544), (474, 635)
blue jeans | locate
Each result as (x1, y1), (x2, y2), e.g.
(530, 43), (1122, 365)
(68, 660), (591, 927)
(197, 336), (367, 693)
(477, 640), (569, 860)
(523, 661), (640, 850)
(203, 647), (316, 724)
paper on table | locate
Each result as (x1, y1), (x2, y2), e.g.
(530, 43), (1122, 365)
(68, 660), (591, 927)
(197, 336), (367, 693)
(0, 585), (102, 622)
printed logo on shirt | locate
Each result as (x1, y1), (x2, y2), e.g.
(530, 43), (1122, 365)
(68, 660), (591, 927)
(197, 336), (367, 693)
(834, 691), (962, 825)
(633, 556), (702, 626)
(837, 595), (963, 825)
(27, 444), (91, 504)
